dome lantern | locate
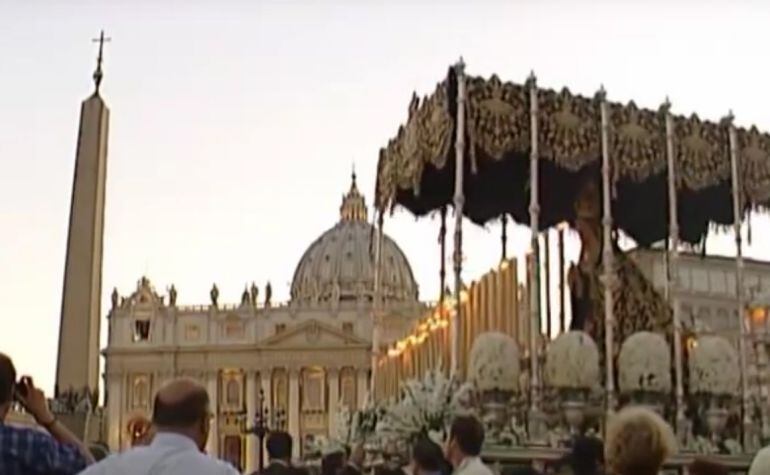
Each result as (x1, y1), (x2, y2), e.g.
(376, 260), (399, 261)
(340, 169), (368, 223)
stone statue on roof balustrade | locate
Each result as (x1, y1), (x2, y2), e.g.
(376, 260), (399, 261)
(250, 282), (258, 306)
(168, 284), (177, 306)
(241, 286), (250, 307)
(210, 284), (219, 307)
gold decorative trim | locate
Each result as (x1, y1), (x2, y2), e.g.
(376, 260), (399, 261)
(375, 70), (770, 214)
(466, 75), (528, 166)
(739, 127), (770, 203)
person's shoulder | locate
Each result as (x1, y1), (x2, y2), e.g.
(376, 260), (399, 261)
(749, 447), (770, 475)
(0, 423), (73, 453)
(293, 465), (312, 475)
(79, 448), (147, 474)
(0, 423), (48, 440)
(189, 451), (240, 474)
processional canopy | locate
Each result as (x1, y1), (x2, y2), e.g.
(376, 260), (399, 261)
(374, 67), (770, 246)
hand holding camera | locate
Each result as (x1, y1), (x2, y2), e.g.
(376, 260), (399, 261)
(15, 376), (56, 427)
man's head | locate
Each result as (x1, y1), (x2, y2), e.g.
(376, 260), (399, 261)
(151, 378), (210, 451)
(569, 435), (604, 475)
(266, 431), (293, 462)
(412, 437), (444, 474)
(444, 415), (485, 468)
(0, 353), (17, 419)
(605, 406), (676, 475)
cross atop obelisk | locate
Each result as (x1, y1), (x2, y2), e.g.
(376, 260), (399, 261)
(92, 30), (111, 93)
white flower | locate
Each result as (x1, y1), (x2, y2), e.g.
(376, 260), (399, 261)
(469, 332), (520, 392)
(377, 367), (474, 443)
(689, 335), (739, 396)
(544, 331), (599, 389)
(618, 332), (671, 393)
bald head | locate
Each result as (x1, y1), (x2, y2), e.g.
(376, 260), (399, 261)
(152, 378), (209, 429)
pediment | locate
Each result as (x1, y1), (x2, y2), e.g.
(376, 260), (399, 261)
(259, 319), (368, 348)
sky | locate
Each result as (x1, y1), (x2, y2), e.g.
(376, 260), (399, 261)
(2, 0), (770, 395)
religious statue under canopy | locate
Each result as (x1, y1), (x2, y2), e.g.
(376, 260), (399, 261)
(567, 176), (673, 364)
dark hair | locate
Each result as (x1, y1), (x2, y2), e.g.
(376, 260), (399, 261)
(689, 459), (728, 475)
(449, 415), (485, 456)
(502, 467), (541, 475)
(412, 437), (444, 472)
(267, 431), (293, 460)
(0, 353), (16, 404)
(322, 451), (345, 475)
(151, 388), (209, 428)
(569, 435), (604, 475)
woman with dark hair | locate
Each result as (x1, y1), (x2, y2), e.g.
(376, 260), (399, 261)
(322, 450), (346, 475)
(411, 437), (450, 475)
(566, 435), (604, 475)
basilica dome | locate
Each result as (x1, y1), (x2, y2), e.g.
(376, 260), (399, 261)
(290, 173), (419, 304)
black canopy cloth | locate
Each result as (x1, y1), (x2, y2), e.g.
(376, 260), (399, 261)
(374, 67), (770, 246)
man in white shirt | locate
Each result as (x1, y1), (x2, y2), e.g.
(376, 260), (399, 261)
(750, 445), (770, 475)
(79, 378), (238, 475)
(443, 416), (493, 475)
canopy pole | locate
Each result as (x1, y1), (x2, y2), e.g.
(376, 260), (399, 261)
(728, 114), (753, 448)
(599, 87), (616, 417)
(664, 99), (686, 439)
(558, 225), (566, 334)
(370, 210), (384, 400)
(440, 206), (447, 304)
(451, 59), (466, 378)
(527, 72), (542, 421)
(544, 231), (552, 340)
(501, 214), (508, 261)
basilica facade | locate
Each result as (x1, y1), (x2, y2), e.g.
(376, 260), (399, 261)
(103, 175), (425, 472)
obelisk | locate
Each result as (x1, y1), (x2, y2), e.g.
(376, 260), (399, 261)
(55, 31), (111, 401)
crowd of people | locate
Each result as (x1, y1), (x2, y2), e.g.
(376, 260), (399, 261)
(1, 350), (769, 475)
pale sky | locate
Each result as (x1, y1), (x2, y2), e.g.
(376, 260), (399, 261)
(2, 0), (770, 395)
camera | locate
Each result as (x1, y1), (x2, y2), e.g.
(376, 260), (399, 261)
(14, 376), (31, 400)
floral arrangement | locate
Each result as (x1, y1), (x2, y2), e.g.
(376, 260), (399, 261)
(468, 332), (520, 392)
(617, 331), (671, 393)
(689, 335), (740, 396)
(376, 367), (474, 445)
(544, 331), (600, 389)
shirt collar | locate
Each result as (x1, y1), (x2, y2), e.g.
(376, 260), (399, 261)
(456, 456), (481, 472)
(271, 459), (290, 467)
(151, 432), (199, 451)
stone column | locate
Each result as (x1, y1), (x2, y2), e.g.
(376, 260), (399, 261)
(206, 371), (219, 457)
(245, 371), (258, 474)
(356, 368), (368, 409)
(327, 368), (339, 437)
(288, 369), (300, 458)
(106, 371), (122, 452)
